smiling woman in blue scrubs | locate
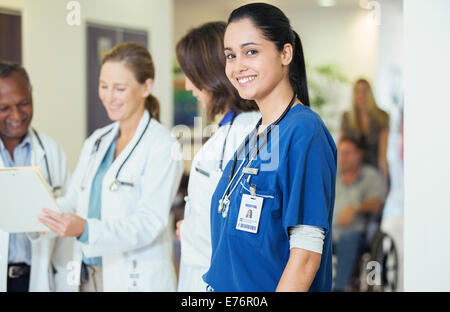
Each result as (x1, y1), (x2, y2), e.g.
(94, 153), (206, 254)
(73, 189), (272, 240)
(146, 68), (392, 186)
(203, 3), (337, 292)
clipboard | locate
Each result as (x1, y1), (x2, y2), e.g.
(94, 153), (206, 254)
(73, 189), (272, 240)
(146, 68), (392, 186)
(0, 166), (59, 233)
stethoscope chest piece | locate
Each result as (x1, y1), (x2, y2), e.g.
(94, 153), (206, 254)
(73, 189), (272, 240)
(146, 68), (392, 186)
(218, 197), (230, 218)
(109, 180), (120, 192)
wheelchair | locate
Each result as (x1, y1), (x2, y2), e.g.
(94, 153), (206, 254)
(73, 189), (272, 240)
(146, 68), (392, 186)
(333, 210), (399, 292)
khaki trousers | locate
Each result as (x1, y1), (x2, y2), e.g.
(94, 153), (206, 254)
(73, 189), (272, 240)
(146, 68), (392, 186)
(79, 265), (103, 292)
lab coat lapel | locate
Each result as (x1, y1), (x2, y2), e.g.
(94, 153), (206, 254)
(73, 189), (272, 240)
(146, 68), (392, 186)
(29, 129), (47, 180)
(0, 232), (9, 292)
(0, 140), (15, 291)
(85, 123), (119, 191)
(0, 138), (5, 168)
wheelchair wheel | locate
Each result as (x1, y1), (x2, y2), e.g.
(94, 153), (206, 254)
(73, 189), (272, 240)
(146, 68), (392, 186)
(368, 231), (399, 292)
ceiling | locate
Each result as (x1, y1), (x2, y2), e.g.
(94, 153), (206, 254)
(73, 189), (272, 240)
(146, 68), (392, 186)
(174, 0), (364, 9)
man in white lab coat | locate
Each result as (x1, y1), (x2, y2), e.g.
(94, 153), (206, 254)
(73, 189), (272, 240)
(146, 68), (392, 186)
(0, 62), (72, 292)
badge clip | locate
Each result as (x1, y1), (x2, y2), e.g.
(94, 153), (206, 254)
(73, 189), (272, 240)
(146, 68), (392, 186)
(218, 197), (230, 216)
(221, 198), (230, 218)
(243, 167), (259, 175)
(250, 184), (257, 196)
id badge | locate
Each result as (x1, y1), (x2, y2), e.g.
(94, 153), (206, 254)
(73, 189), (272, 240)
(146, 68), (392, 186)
(236, 194), (263, 234)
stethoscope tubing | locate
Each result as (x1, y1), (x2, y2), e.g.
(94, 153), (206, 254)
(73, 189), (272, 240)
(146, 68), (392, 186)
(80, 116), (151, 192)
(218, 94), (297, 217)
(32, 128), (52, 188)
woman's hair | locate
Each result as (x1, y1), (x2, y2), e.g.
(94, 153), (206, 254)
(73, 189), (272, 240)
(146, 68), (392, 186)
(347, 78), (389, 132)
(101, 42), (160, 122)
(176, 21), (258, 120)
(227, 3), (310, 106)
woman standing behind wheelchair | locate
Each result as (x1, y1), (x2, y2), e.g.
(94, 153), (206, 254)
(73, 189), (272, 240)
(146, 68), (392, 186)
(38, 42), (183, 292)
(340, 79), (390, 181)
(175, 21), (260, 292)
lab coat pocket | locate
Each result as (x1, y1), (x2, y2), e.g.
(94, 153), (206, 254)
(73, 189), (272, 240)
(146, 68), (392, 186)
(227, 177), (276, 248)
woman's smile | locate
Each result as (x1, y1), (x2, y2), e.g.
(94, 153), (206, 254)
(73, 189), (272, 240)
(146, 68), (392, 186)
(236, 75), (257, 87)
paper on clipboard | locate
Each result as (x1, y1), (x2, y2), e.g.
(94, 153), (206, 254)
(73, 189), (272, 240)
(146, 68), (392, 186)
(0, 166), (59, 233)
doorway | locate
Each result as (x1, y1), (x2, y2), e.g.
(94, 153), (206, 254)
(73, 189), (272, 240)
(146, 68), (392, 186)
(0, 8), (21, 64)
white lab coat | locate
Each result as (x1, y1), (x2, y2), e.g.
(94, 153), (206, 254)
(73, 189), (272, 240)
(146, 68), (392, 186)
(178, 111), (260, 292)
(56, 110), (183, 292)
(0, 129), (72, 292)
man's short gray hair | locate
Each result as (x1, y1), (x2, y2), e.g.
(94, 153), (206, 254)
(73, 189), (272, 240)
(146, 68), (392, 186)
(0, 61), (32, 91)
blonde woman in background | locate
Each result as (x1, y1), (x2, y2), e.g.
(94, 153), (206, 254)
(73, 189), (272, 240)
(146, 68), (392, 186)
(38, 42), (183, 292)
(340, 79), (390, 181)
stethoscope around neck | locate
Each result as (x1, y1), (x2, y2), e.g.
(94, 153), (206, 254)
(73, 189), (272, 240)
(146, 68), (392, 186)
(80, 116), (151, 192)
(217, 93), (297, 218)
(32, 128), (52, 187)
(32, 128), (64, 197)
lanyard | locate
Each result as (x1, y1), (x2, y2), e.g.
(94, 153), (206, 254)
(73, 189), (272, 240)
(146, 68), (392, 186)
(218, 94), (297, 218)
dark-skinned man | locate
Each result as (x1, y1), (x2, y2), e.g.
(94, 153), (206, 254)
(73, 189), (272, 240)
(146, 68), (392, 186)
(0, 62), (72, 292)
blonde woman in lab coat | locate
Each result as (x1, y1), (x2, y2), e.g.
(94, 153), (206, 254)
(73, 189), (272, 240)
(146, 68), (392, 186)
(38, 42), (183, 292)
(175, 22), (260, 291)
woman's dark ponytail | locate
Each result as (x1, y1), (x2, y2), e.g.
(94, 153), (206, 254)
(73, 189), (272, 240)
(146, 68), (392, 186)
(290, 30), (310, 107)
(145, 94), (160, 122)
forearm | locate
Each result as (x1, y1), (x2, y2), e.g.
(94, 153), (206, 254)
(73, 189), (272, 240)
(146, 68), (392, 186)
(276, 248), (321, 292)
(358, 198), (382, 214)
(378, 129), (389, 179)
(378, 158), (389, 180)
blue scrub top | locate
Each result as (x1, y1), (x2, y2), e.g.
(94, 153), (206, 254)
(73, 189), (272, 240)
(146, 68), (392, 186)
(218, 109), (236, 127)
(203, 104), (337, 292)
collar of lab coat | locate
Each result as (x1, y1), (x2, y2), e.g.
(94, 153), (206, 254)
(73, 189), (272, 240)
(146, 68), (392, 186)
(101, 109), (151, 157)
(29, 128), (46, 167)
(86, 110), (151, 184)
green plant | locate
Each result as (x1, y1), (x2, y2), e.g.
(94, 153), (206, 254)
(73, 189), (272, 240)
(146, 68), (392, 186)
(308, 64), (349, 111)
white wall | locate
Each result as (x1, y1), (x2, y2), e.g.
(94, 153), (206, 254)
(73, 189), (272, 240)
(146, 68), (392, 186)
(374, 0), (403, 112)
(289, 5), (379, 135)
(0, 0), (174, 170)
(289, 7), (379, 85)
(175, 1), (379, 83)
(404, 0), (450, 291)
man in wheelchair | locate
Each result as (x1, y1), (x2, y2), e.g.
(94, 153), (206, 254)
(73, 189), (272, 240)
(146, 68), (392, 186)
(332, 137), (386, 292)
